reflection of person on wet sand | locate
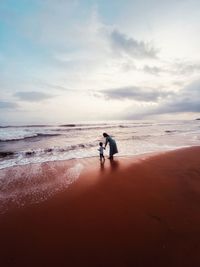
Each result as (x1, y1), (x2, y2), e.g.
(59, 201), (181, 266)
(110, 158), (119, 172)
(103, 133), (118, 160)
(100, 160), (105, 172)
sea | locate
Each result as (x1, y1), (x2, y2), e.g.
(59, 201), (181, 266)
(1, 120), (200, 170)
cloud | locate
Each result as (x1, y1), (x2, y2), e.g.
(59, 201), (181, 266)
(96, 86), (171, 102)
(14, 91), (54, 102)
(1, 1), (200, 124)
(157, 98), (200, 114)
(109, 30), (158, 59)
(0, 101), (18, 109)
(143, 61), (200, 77)
(143, 65), (162, 75)
(124, 79), (200, 118)
(34, 81), (71, 91)
(173, 62), (200, 75)
(156, 80), (200, 114)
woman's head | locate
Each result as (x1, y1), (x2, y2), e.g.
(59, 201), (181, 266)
(103, 133), (109, 137)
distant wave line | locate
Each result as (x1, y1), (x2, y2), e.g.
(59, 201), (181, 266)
(0, 133), (61, 142)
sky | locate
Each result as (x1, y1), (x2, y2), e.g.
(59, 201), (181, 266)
(1, 0), (200, 125)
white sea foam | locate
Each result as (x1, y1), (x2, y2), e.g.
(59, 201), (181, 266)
(0, 120), (200, 170)
(0, 162), (84, 213)
(65, 163), (84, 184)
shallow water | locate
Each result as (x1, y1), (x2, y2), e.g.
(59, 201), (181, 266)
(0, 159), (84, 213)
(0, 120), (200, 169)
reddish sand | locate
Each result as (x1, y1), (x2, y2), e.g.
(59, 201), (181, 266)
(1, 147), (200, 267)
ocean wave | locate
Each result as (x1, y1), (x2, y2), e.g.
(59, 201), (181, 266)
(164, 130), (183, 134)
(0, 125), (50, 128)
(59, 123), (109, 127)
(0, 123), (154, 142)
(0, 151), (15, 158)
(60, 124), (76, 127)
(0, 142), (96, 161)
(37, 143), (96, 155)
(132, 135), (152, 140)
(0, 133), (61, 142)
(0, 123), (109, 128)
(52, 124), (142, 132)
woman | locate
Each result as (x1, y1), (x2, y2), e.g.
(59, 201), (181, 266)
(103, 133), (118, 159)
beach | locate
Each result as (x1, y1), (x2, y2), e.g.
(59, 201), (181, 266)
(1, 146), (200, 266)
(1, 120), (200, 170)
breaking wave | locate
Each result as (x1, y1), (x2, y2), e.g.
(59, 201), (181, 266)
(0, 133), (61, 142)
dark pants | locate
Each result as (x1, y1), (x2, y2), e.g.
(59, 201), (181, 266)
(100, 154), (105, 160)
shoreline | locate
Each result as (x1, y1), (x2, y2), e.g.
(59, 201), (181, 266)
(1, 146), (200, 266)
(0, 146), (199, 212)
(0, 144), (195, 171)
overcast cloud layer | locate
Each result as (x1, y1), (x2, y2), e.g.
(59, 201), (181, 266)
(0, 0), (200, 124)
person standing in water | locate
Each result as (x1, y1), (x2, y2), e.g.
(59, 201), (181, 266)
(103, 133), (118, 159)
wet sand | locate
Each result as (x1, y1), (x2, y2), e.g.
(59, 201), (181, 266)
(1, 146), (200, 266)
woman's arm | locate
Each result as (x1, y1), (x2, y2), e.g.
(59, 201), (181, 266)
(104, 137), (108, 148)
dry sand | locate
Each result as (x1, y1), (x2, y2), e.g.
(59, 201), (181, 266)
(0, 146), (200, 266)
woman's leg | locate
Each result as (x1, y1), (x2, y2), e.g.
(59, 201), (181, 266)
(109, 146), (114, 159)
(108, 151), (113, 159)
